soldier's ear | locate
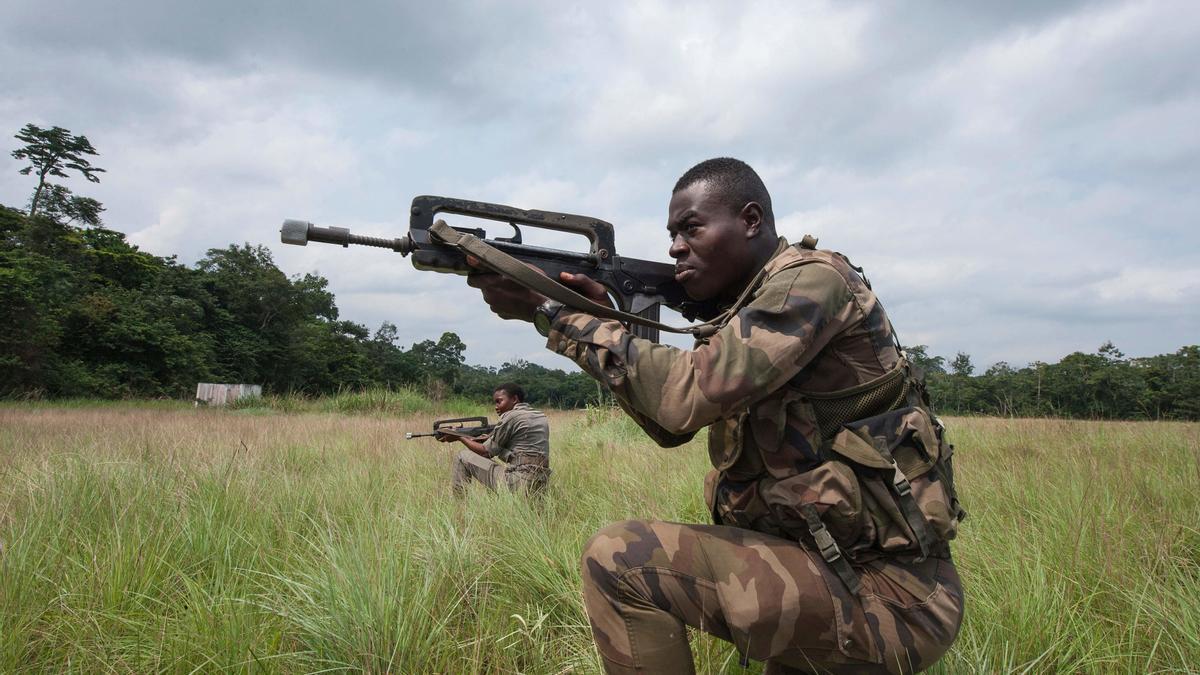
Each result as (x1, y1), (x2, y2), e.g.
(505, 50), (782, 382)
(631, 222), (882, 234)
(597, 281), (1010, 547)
(740, 202), (765, 238)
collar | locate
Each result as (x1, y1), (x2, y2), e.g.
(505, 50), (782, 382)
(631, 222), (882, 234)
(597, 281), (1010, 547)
(504, 402), (531, 415)
(761, 236), (798, 276)
(713, 236), (792, 312)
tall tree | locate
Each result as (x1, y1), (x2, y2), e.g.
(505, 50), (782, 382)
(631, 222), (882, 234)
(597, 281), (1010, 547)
(11, 124), (105, 218)
(35, 184), (105, 226)
(950, 352), (975, 377)
(905, 344), (946, 374)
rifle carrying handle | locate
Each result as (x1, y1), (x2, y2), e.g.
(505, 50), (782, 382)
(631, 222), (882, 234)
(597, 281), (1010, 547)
(431, 220), (734, 338)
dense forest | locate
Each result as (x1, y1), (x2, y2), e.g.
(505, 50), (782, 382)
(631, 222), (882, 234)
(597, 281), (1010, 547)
(0, 205), (597, 407)
(909, 343), (1198, 421)
(3, 124), (1197, 418)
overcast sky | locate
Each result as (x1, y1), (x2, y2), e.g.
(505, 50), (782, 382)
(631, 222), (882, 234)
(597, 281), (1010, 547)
(2, 0), (1196, 370)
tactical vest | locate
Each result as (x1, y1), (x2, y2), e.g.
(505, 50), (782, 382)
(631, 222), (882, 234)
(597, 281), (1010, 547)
(703, 240), (966, 594)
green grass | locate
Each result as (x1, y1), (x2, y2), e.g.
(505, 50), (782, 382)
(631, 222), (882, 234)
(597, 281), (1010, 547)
(0, 405), (1197, 673)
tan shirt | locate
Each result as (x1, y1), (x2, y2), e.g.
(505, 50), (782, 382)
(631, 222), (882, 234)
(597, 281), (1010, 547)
(484, 402), (550, 464)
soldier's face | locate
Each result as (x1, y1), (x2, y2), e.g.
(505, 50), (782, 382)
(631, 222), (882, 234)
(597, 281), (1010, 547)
(667, 180), (759, 301)
(493, 390), (518, 415)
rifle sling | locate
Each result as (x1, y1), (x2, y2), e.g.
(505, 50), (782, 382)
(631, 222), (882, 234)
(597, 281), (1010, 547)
(430, 220), (758, 337)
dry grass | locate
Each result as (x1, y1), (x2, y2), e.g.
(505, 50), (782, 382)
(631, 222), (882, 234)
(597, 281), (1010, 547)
(1, 405), (1197, 673)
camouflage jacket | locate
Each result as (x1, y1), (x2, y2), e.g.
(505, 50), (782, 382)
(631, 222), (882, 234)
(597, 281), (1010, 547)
(485, 402), (550, 467)
(545, 237), (960, 563)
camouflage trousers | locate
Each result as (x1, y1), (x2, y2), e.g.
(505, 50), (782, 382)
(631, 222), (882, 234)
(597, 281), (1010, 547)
(451, 450), (548, 495)
(580, 520), (963, 674)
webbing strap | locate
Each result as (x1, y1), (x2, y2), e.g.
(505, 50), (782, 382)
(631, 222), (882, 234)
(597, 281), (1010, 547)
(863, 434), (940, 562)
(940, 450), (968, 524)
(430, 220), (771, 338)
(888, 462), (938, 561)
(800, 504), (862, 595)
(508, 453), (549, 470)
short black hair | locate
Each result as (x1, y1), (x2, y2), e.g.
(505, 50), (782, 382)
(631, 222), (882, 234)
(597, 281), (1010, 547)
(494, 382), (525, 402)
(673, 157), (774, 227)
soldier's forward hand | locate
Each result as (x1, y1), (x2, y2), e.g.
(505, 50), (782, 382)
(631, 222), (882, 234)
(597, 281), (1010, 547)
(466, 257), (545, 321)
(557, 271), (612, 308)
(465, 256), (614, 322)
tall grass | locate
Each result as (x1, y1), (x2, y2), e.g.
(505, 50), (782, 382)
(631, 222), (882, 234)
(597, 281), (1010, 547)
(1, 405), (1197, 673)
(224, 387), (488, 417)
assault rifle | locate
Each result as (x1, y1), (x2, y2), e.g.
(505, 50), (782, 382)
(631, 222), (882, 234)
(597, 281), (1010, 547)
(280, 196), (722, 342)
(405, 416), (495, 440)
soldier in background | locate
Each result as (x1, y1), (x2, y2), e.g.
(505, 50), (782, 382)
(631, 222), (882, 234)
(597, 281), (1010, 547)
(438, 382), (551, 495)
(466, 158), (965, 673)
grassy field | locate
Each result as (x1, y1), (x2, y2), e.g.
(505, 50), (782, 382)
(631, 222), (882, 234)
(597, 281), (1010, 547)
(1, 401), (1198, 673)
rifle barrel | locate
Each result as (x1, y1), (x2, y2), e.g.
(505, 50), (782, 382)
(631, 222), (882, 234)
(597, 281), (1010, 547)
(281, 219), (412, 253)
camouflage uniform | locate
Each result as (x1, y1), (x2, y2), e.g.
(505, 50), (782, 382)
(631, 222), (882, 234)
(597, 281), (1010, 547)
(452, 402), (551, 494)
(546, 238), (964, 673)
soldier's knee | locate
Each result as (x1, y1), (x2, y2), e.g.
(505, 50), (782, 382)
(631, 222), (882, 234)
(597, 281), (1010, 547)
(580, 520), (638, 599)
(581, 520), (649, 577)
(455, 450), (474, 465)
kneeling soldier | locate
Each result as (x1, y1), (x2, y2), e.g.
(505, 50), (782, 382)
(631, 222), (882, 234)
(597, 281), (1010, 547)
(439, 382), (551, 495)
(466, 158), (966, 673)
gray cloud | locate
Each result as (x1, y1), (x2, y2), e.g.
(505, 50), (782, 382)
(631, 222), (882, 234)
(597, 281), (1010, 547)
(2, 0), (1196, 371)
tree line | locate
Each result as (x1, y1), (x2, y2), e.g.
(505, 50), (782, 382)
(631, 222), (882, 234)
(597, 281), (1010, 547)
(1, 123), (599, 407)
(5, 204), (1196, 418)
(907, 344), (1199, 421)
(3, 124), (1197, 417)
(0, 206), (602, 406)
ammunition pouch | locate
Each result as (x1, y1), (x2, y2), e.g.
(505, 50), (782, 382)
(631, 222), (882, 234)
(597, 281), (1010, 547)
(762, 406), (963, 559)
(706, 362), (966, 593)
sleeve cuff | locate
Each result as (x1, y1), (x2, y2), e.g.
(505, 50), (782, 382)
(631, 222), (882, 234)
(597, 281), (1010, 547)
(544, 308), (586, 357)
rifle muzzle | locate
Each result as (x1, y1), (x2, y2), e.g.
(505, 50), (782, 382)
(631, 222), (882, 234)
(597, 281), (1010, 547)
(280, 219), (413, 254)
